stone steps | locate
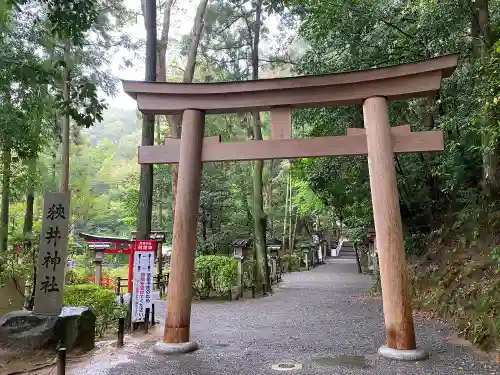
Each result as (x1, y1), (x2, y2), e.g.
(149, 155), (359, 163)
(338, 242), (357, 258)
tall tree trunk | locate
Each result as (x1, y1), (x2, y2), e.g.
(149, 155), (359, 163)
(471, 0), (496, 195)
(291, 208), (298, 251)
(420, 96), (440, 207)
(252, 116), (268, 290)
(154, 0), (175, 232)
(282, 169), (289, 252)
(183, 0), (209, 86)
(0, 148), (11, 254)
(353, 104), (363, 128)
(288, 173), (293, 249)
(267, 160), (274, 238)
(170, 0), (209, 223)
(22, 156), (36, 310)
(52, 149), (57, 189)
(157, 0), (175, 81)
(60, 41), (71, 193)
(137, 0), (157, 240)
(288, 173), (293, 272)
(201, 217), (207, 243)
(245, 193), (252, 237)
(250, 0), (269, 291)
(23, 157), (36, 234)
(156, 119), (163, 229)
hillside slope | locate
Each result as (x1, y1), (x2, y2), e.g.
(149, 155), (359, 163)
(407, 210), (500, 356)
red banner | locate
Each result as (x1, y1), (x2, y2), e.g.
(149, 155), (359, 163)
(134, 239), (155, 252)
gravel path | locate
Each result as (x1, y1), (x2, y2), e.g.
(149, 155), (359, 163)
(70, 259), (499, 375)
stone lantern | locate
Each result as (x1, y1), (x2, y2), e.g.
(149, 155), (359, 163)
(267, 238), (282, 283)
(89, 242), (111, 286)
(367, 227), (378, 274)
(299, 243), (314, 270)
(232, 239), (251, 298)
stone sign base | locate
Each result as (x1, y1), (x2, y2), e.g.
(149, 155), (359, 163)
(0, 307), (95, 351)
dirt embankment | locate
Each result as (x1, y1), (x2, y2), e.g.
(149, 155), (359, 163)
(408, 228), (500, 361)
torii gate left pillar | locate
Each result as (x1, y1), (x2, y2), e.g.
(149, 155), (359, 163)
(123, 54), (458, 359)
(160, 110), (204, 351)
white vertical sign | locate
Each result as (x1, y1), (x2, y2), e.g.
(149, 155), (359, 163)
(131, 240), (155, 322)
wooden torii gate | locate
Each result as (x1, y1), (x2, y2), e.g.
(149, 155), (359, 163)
(123, 54), (458, 359)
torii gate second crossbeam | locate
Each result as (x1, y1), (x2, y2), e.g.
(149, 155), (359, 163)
(122, 54), (458, 360)
(138, 124), (443, 163)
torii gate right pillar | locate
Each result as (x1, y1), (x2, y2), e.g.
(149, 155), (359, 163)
(363, 97), (427, 360)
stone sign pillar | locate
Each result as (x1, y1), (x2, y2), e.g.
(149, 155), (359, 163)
(0, 191), (96, 351)
(34, 192), (70, 315)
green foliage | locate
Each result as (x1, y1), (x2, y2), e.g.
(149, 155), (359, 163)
(64, 261), (94, 285)
(242, 258), (256, 287)
(491, 247), (500, 269)
(107, 266), (129, 280)
(63, 284), (126, 337)
(292, 179), (323, 216)
(54, 81), (108, 128)
(193, 255), (237, 298)
(411, 263), (500, 350)
(0, 232), (40, 291)
(45, 0), (99, 43)
(64, 269), (88, 285)
(367, 271), (381, 297)
(404, 232), (427, 256)
(291, 0), (500, 253)
(283, 252), (301, 271)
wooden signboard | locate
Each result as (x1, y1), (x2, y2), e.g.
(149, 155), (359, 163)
(131, 231), (167, 242)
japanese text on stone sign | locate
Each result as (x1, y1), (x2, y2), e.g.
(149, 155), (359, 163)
(33, 192), (70, 315)
(40, 204), (67, 294)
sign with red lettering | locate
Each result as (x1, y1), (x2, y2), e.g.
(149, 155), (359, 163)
(131, 240), (155, 322)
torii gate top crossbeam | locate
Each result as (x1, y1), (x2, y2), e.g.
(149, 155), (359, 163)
(122, 54), (458, 116)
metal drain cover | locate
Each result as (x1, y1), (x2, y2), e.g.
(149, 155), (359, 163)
(271, 362), (302, 371)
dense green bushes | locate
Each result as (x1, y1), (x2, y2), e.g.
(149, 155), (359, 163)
(193, 255), (237, 299)
(283, 252), (301, 271)
(65, 269), (90, 285)
(65, 265), (127, 288)
(63, 284), (126, 337)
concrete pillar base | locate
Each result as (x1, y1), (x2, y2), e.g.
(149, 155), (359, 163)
(153, 341), (198, 354)
(378, 345), (428, 361)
